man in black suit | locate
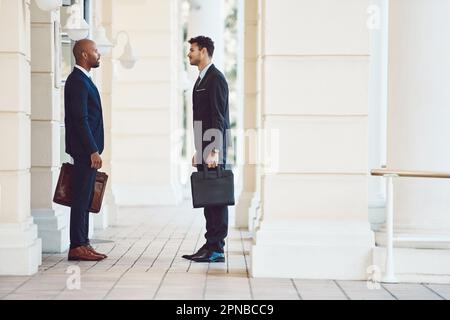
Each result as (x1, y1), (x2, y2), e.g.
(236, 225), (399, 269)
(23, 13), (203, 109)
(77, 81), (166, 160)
(64, 39), (107, 261)
(182, 36), (231, 263)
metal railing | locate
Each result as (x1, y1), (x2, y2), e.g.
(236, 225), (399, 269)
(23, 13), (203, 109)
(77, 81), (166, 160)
(371, 169), (450, 283)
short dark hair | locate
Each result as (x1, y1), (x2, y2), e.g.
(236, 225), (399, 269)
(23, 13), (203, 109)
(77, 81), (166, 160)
(188, 36), (215, 58)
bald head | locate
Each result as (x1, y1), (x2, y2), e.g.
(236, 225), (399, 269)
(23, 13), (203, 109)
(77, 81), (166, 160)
(73, 39), (101, 70)
(73, 39), (94, 61)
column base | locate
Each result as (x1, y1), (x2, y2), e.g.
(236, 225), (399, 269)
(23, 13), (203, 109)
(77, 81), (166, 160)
(235, 192), (254, 229)
(376, 230), (450, 249)
(248, 194), (261, 234)
(105, 190), (119, 227)
(93, 208), (108, 231)
(251, 219), (374, 280)
(89, 214), (94, 240)
(91, 188), (120, 230)
(32, 208), (70, 253)
(94, 190), (119, 229)
(369, 197), (386, 232)
(0, 219), (42, 275)
(113, 184), (183, 206)
(373, 246), (450, 284)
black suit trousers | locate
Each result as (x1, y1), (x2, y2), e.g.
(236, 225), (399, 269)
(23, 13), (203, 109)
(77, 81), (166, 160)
(197, 165), (229, 253)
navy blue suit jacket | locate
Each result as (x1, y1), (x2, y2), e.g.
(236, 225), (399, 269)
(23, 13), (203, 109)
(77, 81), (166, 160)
(193, 64), (231, 165)
(64, 68), (104, 158)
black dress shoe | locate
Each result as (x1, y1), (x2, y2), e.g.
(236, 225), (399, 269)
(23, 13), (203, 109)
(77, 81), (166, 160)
(182, 246), (209, 260)
(192, 251), (225, 263)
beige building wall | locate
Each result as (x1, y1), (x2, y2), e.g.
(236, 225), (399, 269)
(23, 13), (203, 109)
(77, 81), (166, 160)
(30, 2), (70, 253)
(251, 0), (375, 280)
(372, 0), (450, 283)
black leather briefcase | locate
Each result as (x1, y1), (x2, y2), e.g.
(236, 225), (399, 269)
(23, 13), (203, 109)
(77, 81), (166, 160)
(191, 166), (235, 208)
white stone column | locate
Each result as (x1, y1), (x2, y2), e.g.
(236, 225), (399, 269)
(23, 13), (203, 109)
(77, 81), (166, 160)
(0, 0), (42, 275)
(90, 0), (118, 228)
(30, 2), (70, 253)
(184, 0), (226, 192)
(247, 0), (264, 234)
(368, 0), (388, 231)
(251, 0), (374, 280)
(235, 0), (257, 228)
(372, 0), (450, 283)
(187, 0), (225, 72)
(111, 0), (182, 206)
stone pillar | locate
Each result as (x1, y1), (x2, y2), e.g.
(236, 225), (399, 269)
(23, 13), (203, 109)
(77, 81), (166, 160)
(111, 0), (182, 206)
(247, 0), (264, 234)
(30, 2), (70, 253)
(184, 0), (226, 195)
(251, 0), (374, 280)
(373, 0), (450, 283)
(187, 0), (225, 71)
(90, 0), (119, 228)
(0, 0), (42, 275)
(368, 0), (388, 231)
(235, 0), (258, 228)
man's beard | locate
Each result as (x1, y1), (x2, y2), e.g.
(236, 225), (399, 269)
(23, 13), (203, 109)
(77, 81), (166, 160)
(190, 58), (199, 66)
(92, 60), (100, 68)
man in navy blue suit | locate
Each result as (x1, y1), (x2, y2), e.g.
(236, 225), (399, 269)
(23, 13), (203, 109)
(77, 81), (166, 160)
(64, 39), (107, 261)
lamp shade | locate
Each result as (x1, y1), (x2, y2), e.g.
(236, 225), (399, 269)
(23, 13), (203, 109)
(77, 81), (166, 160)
(64, 18), (89, 41)
(93, 25), (113, 55)
(119, 41), (137, 69)
(35, 0), (62, 11)
(62, 1), (90, 41)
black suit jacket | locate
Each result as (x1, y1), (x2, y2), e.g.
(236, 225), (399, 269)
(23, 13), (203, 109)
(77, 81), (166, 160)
(193, 64), (231, 165)
(64, 68), (104, 158)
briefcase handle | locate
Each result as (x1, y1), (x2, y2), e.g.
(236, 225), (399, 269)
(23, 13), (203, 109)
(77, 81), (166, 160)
(203, 164), (223, 179)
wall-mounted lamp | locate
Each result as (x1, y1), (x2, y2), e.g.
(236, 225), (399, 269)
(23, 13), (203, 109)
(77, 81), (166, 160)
(93, 26), (137, 69)
(115, 31), (137, 69)
(93, 24), (113, 55)
(62, 0), (89, 41)
(35, 0), (62, 11)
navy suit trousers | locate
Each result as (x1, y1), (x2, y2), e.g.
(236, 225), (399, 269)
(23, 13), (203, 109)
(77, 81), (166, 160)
(69, 156), (97, 249)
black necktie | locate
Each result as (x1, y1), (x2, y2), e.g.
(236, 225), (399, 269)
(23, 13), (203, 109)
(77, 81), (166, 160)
(195, 76), (201, 89)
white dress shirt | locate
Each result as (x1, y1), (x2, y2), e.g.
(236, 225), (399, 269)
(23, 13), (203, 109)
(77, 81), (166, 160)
(197, 62), (213, 86)
(74, 65), (92, 79)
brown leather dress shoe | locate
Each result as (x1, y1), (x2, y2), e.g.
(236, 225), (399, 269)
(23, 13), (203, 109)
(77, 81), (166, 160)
(68, 246), (105, 261)
(86, 245), (108, 259)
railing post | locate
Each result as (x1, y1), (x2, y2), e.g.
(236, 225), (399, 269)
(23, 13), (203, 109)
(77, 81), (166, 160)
(382, 174), (398, 283)
(371, 168), (450, 283)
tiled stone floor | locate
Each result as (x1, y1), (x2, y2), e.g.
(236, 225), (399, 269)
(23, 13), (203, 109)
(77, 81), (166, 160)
(1, 202), (449, 300)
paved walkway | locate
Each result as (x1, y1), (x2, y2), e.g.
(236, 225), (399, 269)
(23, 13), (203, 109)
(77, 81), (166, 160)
(1, 202), (450, 300)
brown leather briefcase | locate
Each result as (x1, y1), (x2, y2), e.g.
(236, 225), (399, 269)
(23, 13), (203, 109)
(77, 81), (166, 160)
(53, 163), (108, 214)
